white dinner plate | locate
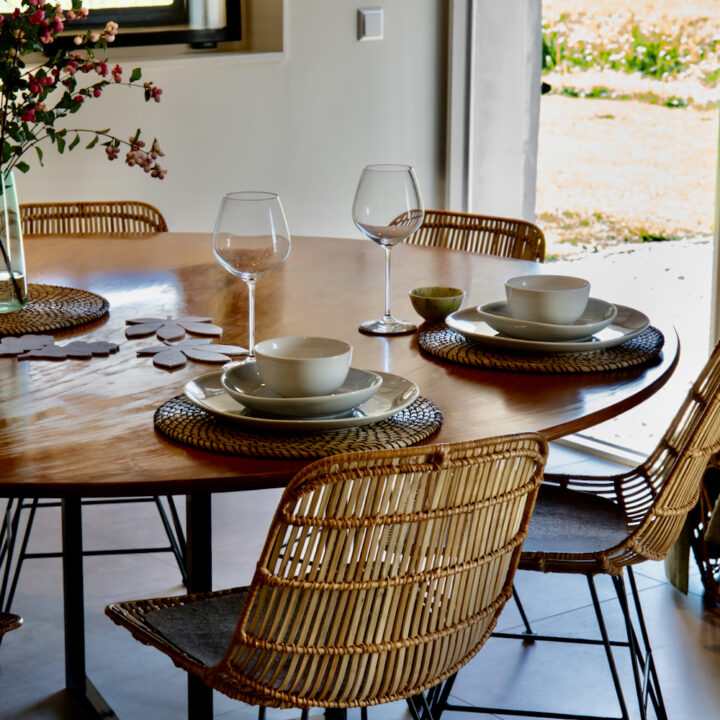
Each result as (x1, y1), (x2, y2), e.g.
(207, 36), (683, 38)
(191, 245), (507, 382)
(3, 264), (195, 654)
(221, 363), (384, 418)
(185, 370), (419, 431)
(476, 298), (617, 341)
(446, 303), (650, 353)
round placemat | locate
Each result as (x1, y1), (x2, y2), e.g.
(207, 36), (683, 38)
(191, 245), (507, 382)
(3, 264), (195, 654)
(418, 325), (664, 373)
(0, 284), (110, 337)
(154, 395), (443, 459)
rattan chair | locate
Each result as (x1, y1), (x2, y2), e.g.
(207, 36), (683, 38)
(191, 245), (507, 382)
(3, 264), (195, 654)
(0, 201), (184, 619)
(0, 611), (22, 637)
(106, 434), (548, 715)
(426, 338), (720, 720)
(688, 461), (720, 603)
(19, 200), (168, 235)
(406, 209), (546, 262)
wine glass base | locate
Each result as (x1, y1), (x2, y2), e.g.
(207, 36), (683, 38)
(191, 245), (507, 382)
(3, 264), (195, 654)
(358, 317), (417, 336)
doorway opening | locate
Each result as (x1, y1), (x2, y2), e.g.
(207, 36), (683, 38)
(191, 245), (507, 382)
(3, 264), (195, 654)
(538, 0), (719, 455)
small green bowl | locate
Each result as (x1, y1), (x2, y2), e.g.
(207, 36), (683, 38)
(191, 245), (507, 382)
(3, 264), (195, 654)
(409, 286), (465, 322)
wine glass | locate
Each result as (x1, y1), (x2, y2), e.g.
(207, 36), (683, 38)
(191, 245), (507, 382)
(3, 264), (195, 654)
(352, 163), (424, 335)
(212, 191), (291, 360)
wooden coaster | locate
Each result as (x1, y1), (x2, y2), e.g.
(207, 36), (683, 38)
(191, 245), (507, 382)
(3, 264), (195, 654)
(154, 395), (443, 459)
(0, 284), (109, 337)
(418, 325), (664, 373)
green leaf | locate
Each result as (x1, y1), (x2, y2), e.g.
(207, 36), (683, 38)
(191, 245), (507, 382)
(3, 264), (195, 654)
(56, 129), (67, 138)
(16, 161), (30, 174)
(57, 136), (66, 153)
(130, 68), (142, 82)
(35, 147), (44, 166)
(86, 136), (99, 150)
(69, 134), (80, 151)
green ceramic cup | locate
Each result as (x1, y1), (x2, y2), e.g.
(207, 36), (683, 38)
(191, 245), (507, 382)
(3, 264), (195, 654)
(409, 286), (465, 322)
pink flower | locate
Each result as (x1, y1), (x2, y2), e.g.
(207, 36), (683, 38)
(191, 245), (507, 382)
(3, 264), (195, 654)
(93, 88), (102, 98)
(21, 108), (35, 123)
(74, 95), (84, 103)
(106, 145), (120, 161)
(73, 35), (82, 45)
(28, 9), (45, 24)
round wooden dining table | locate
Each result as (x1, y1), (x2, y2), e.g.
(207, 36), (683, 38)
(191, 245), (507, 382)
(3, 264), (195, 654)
(0, 233), (678, 720)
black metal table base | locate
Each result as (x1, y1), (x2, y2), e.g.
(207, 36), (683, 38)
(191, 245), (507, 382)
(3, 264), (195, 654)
(61, 493), (213, 720)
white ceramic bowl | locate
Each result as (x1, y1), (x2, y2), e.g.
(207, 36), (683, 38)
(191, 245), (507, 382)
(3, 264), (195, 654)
(504, 274), (590, 325)
(221, 363), (383, 418)
(254, 336), (352, 397)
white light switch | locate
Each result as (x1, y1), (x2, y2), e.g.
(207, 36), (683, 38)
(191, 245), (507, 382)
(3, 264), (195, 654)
(358, 8), (383, 41)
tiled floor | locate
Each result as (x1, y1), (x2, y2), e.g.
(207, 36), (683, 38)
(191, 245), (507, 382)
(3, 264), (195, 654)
(1, 443), (719, 719)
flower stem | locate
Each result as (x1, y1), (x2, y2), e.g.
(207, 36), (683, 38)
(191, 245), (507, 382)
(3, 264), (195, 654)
(0, 231), (23, 304)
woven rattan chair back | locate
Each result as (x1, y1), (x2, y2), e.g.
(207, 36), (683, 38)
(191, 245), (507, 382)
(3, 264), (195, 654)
(19, 200), (168, 236)
(528, 340), (720, 575)
(212, 435), (547, 708)
(405, 210), (545, 262)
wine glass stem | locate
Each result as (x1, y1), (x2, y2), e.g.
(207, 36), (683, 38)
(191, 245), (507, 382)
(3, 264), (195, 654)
(383, 245), (393, 321)
(246, 277), (256, 359)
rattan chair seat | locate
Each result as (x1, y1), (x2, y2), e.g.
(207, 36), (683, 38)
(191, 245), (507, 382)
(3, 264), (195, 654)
(0, 611), (22, 636)
(146, 589), (248, 667)
(522, 485), (628, 558)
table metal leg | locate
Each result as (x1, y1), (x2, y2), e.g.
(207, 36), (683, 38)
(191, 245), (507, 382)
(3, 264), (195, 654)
(62, 497), (118, 720)
(186, 493), (213, 719)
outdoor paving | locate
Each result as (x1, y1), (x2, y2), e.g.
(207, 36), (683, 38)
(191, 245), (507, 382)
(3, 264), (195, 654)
(551, 235), (714, 453)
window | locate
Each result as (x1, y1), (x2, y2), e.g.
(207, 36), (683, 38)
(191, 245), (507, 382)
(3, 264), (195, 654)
(1, 0), (243, 48)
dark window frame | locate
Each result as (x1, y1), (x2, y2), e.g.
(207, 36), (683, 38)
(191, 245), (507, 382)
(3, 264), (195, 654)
(28, 0), (243, 49)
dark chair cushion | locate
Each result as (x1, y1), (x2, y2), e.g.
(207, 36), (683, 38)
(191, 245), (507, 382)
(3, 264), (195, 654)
(145, 589), (248, 667)
(523, 484), (628, 556)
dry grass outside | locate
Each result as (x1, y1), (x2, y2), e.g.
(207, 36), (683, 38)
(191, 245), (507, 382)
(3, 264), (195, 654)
(539, 0), (720, 259)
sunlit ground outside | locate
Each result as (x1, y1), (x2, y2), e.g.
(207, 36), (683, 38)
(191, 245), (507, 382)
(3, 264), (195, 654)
(539, 0), (719, 455)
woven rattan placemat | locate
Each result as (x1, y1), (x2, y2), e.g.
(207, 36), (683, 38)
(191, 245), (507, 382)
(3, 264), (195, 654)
(0, 284), (110, 337)
(155, 395), (443, 459)
(418, 325), (664, 373)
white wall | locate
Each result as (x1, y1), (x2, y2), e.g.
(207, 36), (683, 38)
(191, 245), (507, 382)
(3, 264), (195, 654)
(16, 1), (447, 239)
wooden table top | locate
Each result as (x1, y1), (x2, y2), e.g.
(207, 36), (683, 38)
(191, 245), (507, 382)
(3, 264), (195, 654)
(0, 233), (678, 498)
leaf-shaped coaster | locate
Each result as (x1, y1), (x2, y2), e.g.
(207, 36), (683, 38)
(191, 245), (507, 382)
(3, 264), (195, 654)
(137, 338), (246, 370)
(0, 334), (55, 356)
(17, 340), (119, 361)
(126, 316), (223, 341)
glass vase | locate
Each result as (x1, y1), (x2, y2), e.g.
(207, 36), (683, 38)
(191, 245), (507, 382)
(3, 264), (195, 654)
(0, 170), (27, 313)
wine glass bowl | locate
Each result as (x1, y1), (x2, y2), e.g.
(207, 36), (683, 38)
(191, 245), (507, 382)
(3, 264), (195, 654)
(352, 163), (424, 335)
(212, 191), (291, 359)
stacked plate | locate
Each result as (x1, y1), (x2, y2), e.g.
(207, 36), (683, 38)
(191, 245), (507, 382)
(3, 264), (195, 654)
(446, 299), (650, 353)
(184, 362), (420, 431)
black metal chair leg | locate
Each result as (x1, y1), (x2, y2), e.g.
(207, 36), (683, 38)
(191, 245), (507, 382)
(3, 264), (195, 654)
(166, 495), (187, 557)
(3, 498), (39, 614)
(587, 574), (630, 720)
(625, 568), (668, 720)
(153, 496), (188, 584)
(512, 585), (535, 638)
(0, 497), (28, 613)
